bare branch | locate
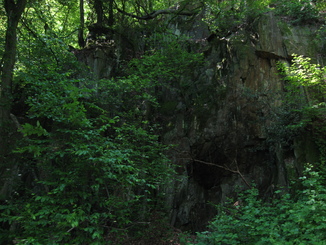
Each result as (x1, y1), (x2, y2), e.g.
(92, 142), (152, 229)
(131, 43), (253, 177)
(234, 159), (251, 188)
(183, 157), (251, 188)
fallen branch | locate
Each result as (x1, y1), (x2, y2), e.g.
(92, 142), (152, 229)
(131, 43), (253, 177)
(184, 157), (251, 188)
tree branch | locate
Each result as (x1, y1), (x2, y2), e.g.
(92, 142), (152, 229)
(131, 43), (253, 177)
(116, 7), (199, 20)
(20, 18), (60, 65)
(183, 157), (251, 188)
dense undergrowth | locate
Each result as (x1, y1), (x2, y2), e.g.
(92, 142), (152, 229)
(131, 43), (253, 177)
(0, 31), (203, 244)
(191, 165), (326, 244)
(0, 0), (325, 244)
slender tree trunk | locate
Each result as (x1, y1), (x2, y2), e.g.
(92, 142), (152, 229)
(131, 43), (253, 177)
(0, 0), (27, 161)
(78, 0), (85, 48)
(94, 0), (104, 25)
(108, 0), (114, 26)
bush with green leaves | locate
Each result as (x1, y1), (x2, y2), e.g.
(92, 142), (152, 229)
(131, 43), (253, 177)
(276, 54), (326, 160)
(0, 46), (177, 245)
(127, 32), (204, 114)
(279, 55), (325, 106)
(263, 54), (325, 164)
(203, 0), (271, 35)
(315, 0), (326, 12)
(0, 72), (173, 244)
(273, 0), (320, 25)
(0, 29), (206, 244)
(193, 164), (326, 244)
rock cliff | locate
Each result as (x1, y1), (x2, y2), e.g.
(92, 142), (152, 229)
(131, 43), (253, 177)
(76, 11), (325, 232)
(157, 11), (324, 231)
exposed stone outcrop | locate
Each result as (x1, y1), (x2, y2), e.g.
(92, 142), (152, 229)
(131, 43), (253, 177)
(76, 11), (325, 232)
(162, 12), (324, 231)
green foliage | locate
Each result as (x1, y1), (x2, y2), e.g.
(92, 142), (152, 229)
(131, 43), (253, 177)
(1, 37), (175, 243)
(317, 24), (326, 42)
(203, 0), (322, 36)
(315, 0), (326, 12)
(280, 55), (325, 105)
(128, 32), (204, 109)
(203, 0), (271, 35)
(4, 0), (324, 244)
(276, 55), (326, 159)
(0, 5), (6, 59)
(1, 15), (207, 243)
(193, 164), (326, 244)
(273, 0), (320, 25)
(219, 54), (326, 245)
(21, 0), (81, 47)
(264, 54), (325, 163)
(130, 33), (203, 81)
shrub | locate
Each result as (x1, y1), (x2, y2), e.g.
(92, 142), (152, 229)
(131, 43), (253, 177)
(273, 0), (320, 24)
(277, 54), (326, 160)
(1, 51), (174, 244)
(0, 30), (205, 244)
(203, 0), (272, 36)
(193, 164), (326, 244)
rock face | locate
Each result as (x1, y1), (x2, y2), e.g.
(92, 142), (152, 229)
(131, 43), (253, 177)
(160, 12), (324, 231)
(77, 12), (325, 232)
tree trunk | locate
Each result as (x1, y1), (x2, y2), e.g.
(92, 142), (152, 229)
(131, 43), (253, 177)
(108, 0), (114, 26)
(94, 0), (104, 25)
(78, 0), (85, 48)
(0, 0), (27, 198)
